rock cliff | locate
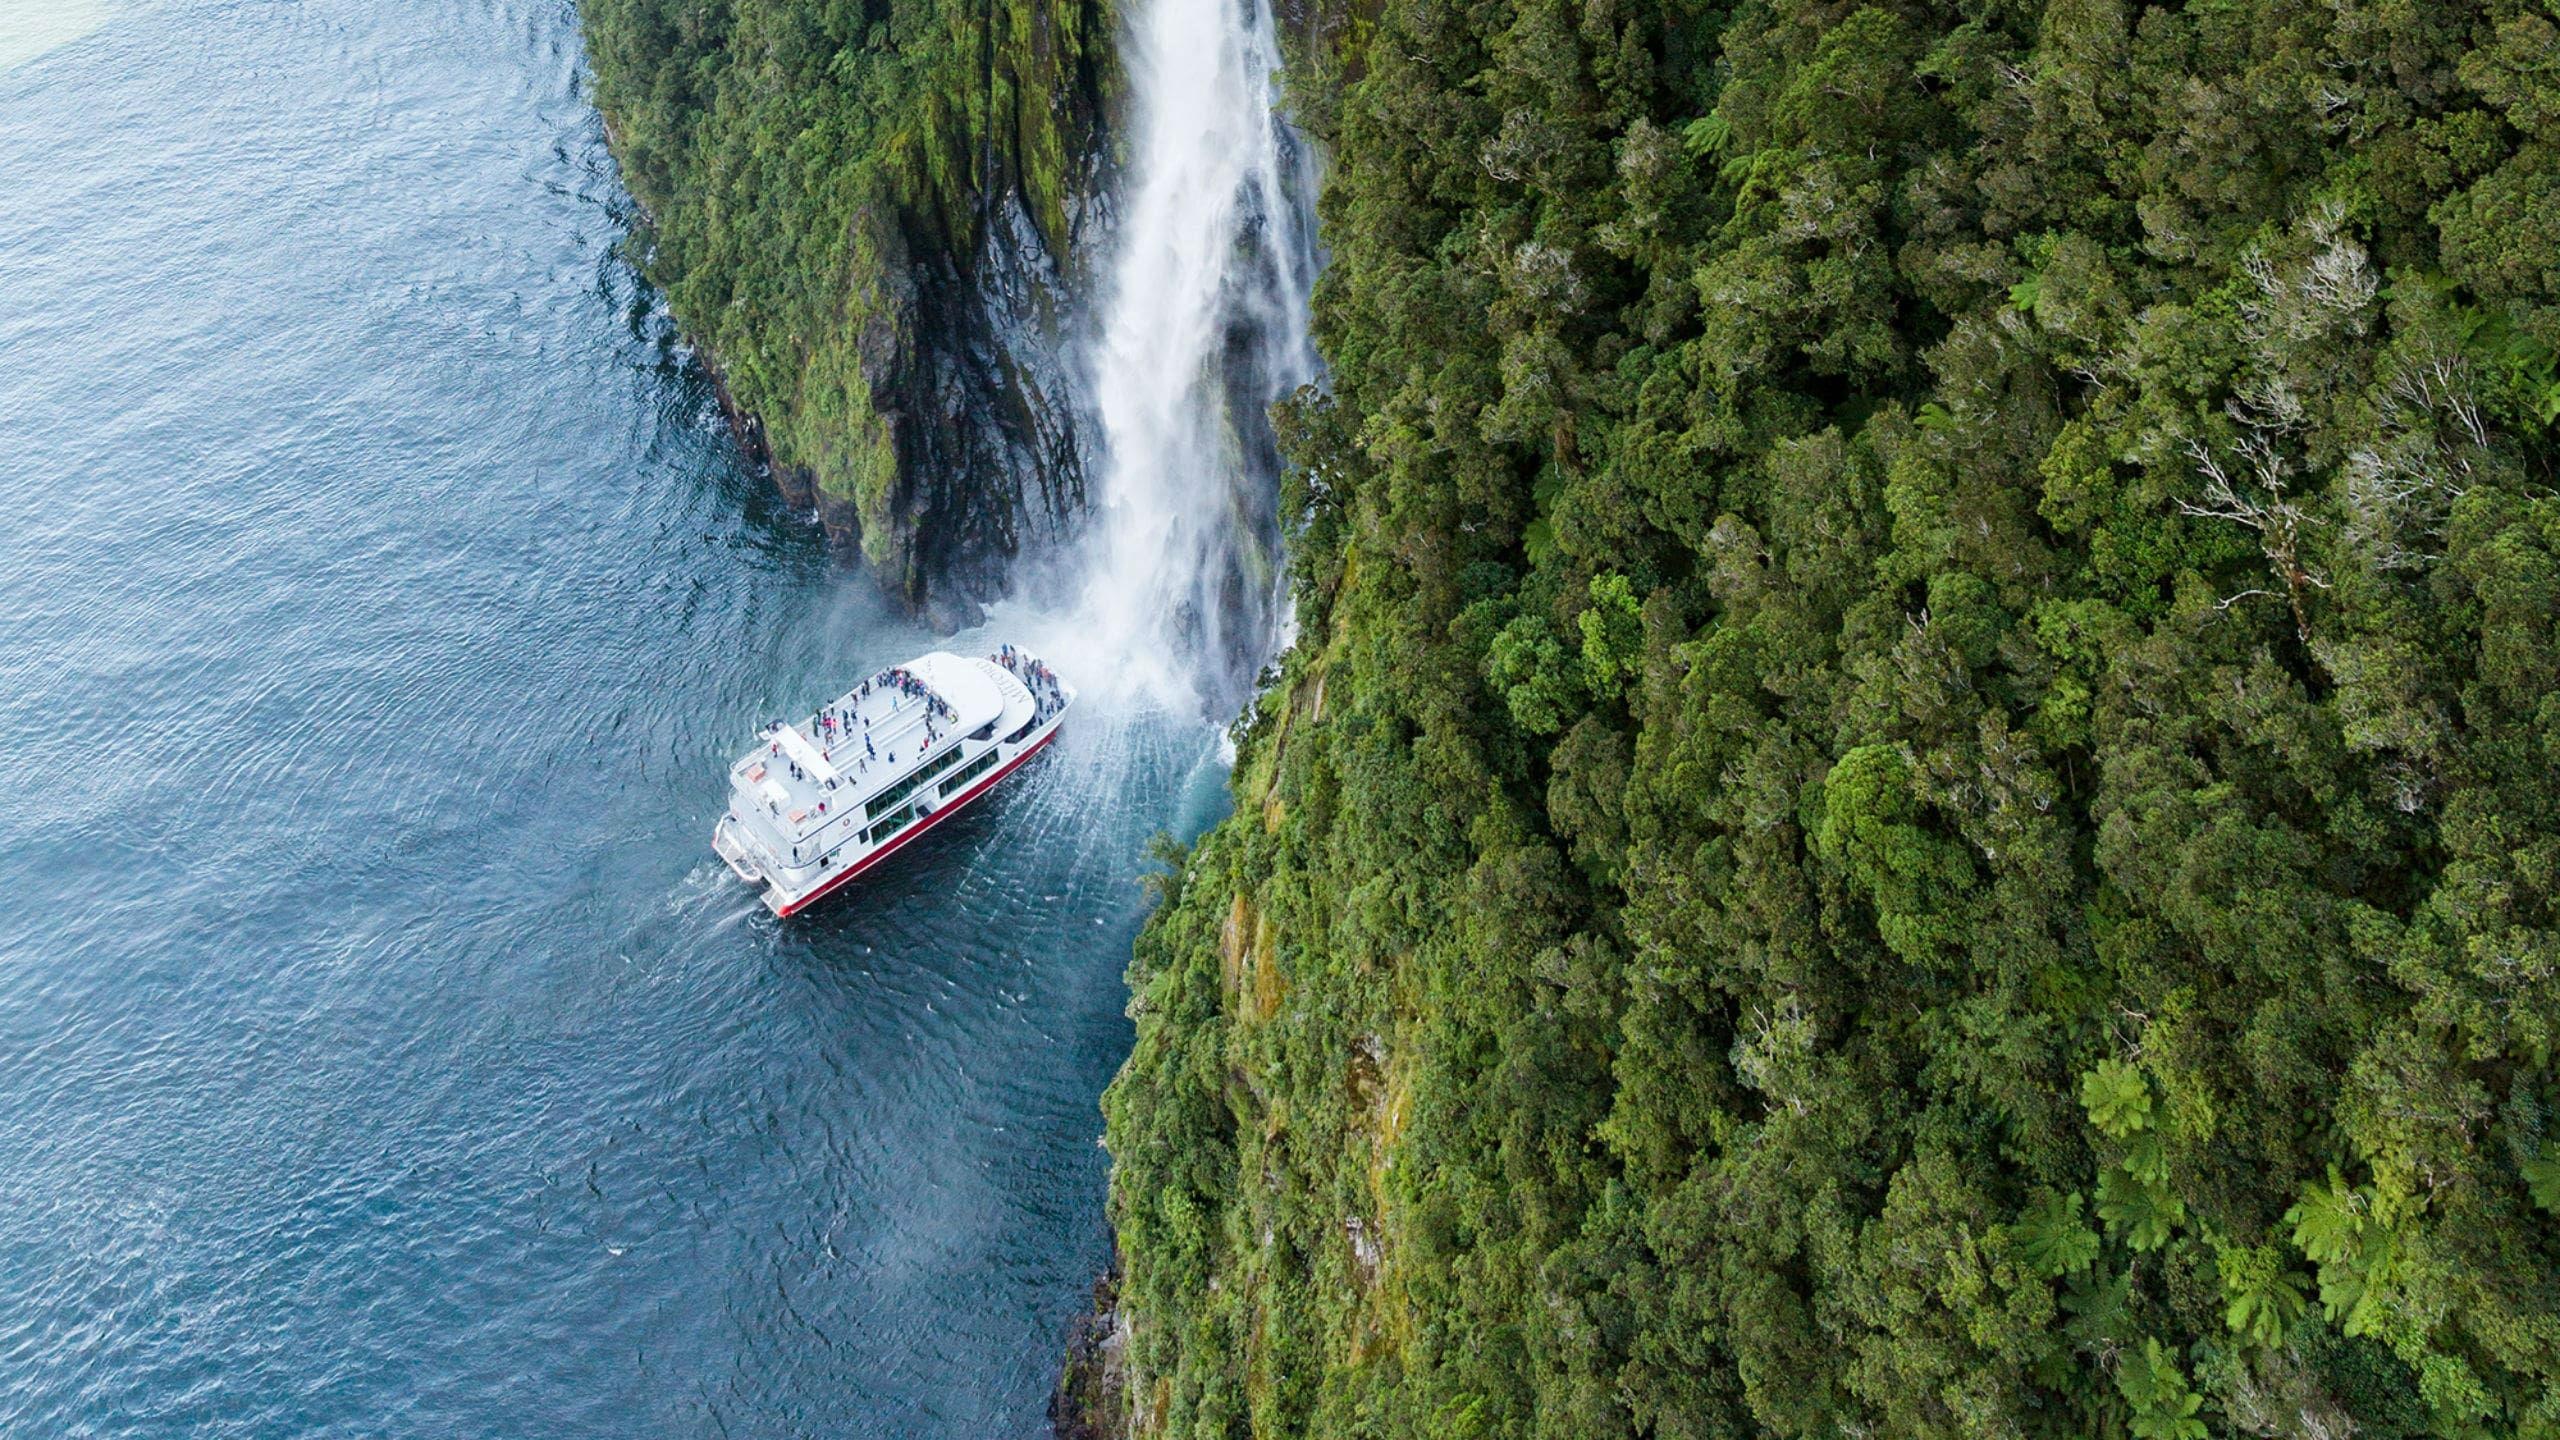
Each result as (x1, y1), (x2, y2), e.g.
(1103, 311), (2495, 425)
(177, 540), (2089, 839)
(584, 0), (1115, 613)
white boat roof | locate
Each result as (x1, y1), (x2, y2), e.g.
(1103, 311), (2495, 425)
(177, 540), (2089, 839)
(906, 651), (1005, 733)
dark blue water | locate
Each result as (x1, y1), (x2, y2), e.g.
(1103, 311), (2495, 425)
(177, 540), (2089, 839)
(0, 4), (1226, 1434)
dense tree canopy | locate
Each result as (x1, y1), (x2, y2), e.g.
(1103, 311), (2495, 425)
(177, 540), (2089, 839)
(1103, 0), (2560, 1435)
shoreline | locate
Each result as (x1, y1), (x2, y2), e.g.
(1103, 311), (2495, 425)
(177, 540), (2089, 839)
(1049, 1262), (1128, 1440)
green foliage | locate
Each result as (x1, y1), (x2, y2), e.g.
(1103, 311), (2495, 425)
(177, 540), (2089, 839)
(2081, 1059), (2153, 1139)
(2457, 301), (2560, 427)
(1576, 572), (1643, 699)
(1679, 111), (1730, 160)
(1815, 744), (1976, 965)
(2097, 1164), (2184, 1253)
(1102, 0), (2560, 1434)
(2117, 1340), (2209, 1440)
(2014, 1191), (2100, 1279)
(2217, 1242), (2311, 1350)
(2525, 1148), (2560, 1214)
(2286, 1169), (2367, 1267)
(1486, 609), (1585, 736)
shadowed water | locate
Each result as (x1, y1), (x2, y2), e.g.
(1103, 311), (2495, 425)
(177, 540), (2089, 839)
(0, 2), (1231, 1435)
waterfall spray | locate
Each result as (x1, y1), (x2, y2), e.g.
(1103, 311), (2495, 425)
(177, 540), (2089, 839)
(1066, 0), (1317, 716)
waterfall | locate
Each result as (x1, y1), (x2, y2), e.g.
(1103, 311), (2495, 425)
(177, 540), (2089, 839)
(1064, 0), (1317, 716)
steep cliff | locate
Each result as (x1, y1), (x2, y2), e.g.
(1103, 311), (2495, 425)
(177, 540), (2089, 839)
(1103, 0), (2560, 1436)
(583, 0), (1113, 610)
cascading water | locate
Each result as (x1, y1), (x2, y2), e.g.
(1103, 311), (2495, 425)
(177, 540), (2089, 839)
(1064, 0), (1318, 715)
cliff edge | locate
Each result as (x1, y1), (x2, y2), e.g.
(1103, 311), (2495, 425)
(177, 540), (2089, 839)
(584, 0), (1115, 612)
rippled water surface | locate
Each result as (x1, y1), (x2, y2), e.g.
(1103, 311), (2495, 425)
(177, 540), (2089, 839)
(0, 4), (1227, 1434)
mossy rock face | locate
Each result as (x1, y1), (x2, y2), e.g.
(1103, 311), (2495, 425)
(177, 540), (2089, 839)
(585, 0), (1116, 613)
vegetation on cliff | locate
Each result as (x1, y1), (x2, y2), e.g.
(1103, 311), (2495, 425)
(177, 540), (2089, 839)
(1105, 0), (2560, 1434)
(583, 0), (1111, 596)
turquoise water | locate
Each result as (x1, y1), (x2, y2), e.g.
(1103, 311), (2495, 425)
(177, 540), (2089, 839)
(0, 3), (1227, 1434)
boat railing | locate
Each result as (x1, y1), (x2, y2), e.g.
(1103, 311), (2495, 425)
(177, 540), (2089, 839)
(754, 791), (884, 874)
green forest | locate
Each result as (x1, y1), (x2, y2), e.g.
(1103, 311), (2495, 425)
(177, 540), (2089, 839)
(1101, 0), (2560, 1436)
(582, 0), (1109, 592)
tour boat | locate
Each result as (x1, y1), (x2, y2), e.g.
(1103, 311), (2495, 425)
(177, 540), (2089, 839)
(712, 646), (1072, 917)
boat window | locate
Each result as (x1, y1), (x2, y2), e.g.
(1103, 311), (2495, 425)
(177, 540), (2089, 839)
(939, 750), (1000, 797)
(864, 745), (965, 820)
(866, 805), (914, 842)
(1003, 717), (1039, 745)
(968, 720), (995, 742)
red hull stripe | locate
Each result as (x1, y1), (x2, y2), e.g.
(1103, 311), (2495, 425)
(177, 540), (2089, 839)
(774, 724), (1060, 917)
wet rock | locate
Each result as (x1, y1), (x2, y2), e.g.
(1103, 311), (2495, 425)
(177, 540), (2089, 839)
(1050, 1264), (1129, 1440)
(922, 589), (986, 635)
(689, 121), (1111, 618)
(811, 163), (1110, 613)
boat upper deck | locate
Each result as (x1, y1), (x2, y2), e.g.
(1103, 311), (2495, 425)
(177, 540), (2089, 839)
(728, 652), (1031, 844)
